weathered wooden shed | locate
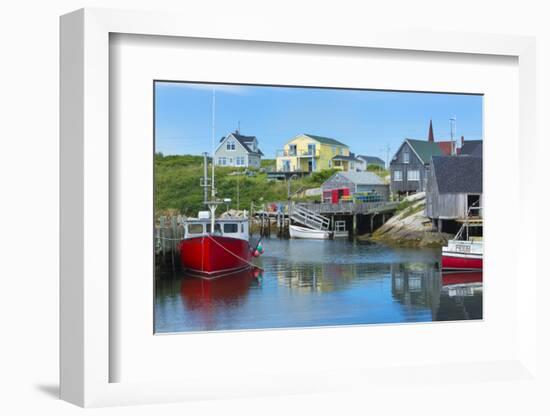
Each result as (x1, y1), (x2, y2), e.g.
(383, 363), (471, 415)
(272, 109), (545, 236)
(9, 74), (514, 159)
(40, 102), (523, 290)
(426, 155), (483, 229)
(321, 171), (389, 201)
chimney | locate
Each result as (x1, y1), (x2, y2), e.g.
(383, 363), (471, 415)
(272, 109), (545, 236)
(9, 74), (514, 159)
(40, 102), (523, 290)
(461, 135), (465, 147)
(428, 119), (435, 142)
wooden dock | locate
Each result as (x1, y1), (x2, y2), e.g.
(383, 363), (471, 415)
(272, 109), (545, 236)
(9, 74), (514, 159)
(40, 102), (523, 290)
(252, 200), (399, 237)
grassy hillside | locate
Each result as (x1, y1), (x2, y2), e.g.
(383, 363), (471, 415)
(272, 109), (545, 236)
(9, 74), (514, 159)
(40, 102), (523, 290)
(155, 154), (336, 217)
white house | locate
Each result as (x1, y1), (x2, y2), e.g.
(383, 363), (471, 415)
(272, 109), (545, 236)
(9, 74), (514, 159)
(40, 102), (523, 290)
(214, 130), (263, 168)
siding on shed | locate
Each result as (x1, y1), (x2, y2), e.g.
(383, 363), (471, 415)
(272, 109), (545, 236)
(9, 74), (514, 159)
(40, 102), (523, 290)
(426, 163), (481, 219)
(321, 172), (389, 201)
(390, 141), (428, 193)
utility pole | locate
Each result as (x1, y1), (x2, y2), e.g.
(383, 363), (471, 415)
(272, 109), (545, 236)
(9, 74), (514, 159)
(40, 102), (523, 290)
(380, 144), (391, 169)
(450, 116), (457, 155)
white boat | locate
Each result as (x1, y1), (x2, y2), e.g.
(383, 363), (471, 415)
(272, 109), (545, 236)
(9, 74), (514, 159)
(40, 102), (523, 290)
(441, 220), (483, 271)
(289, 224), (332, 239)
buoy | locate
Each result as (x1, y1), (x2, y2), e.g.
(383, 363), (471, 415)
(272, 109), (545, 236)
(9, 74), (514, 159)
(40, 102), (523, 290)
(254, 250), (260, 257)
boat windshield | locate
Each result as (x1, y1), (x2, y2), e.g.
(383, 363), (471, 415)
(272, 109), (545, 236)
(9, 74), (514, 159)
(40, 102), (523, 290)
(206, 223), (222, 234)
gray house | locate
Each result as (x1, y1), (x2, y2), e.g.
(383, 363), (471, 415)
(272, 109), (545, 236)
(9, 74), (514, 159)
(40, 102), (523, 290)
(357, 155), (385, 170)
(426, 155), (483, 231)
(390, 139), (443, 195)
(214, 130), (263, 168)
(321, 171), (390, 201)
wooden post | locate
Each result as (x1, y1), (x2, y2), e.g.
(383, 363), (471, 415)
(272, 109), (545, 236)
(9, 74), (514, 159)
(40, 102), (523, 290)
(353, 214), (357, 236)
(170, 216), (177, 272)
(160, 216), (165, 264)
(370, 214), (374, 233)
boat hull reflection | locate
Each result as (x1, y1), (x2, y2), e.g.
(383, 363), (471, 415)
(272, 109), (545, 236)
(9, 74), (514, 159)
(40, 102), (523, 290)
(442, 271), (483, 286)
(180, 267), (261, 310)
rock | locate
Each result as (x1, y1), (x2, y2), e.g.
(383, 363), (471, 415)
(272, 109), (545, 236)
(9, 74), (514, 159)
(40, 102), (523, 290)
(368, 192), (451, 248)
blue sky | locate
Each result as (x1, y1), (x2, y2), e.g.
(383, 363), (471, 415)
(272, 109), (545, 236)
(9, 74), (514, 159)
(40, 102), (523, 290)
(155, 82), (483, 161)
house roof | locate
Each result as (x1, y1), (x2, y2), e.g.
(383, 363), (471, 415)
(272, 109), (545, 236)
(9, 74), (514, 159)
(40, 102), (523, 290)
(436, 141), (454, 156)
(332, 154), (357, 161)
(431, 156), (482, 194)
(303, 134), (348, 147)
(405, 139), (444, 164)
(357, 155), (385, 165)
(220, 132), (264, 156)
(459, 140), (483, 157)
(328, 171), (386, 186)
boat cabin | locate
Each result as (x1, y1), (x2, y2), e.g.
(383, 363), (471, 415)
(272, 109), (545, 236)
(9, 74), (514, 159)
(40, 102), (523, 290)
(184, 216), (249, 240)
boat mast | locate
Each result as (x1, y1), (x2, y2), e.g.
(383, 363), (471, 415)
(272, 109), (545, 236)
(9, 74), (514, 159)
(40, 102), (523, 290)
(209, 88), (217, 232)
(211, 88), (216, 199)
(202, 152), (209, 205)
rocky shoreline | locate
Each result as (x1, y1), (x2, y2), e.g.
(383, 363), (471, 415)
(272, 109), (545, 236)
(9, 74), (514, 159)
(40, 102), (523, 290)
(360, 192), (452, 248)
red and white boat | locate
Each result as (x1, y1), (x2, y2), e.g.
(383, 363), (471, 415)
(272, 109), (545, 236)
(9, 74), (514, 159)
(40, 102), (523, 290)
(177, 92), (263, 278)
(178, 152), (262, 279)
(442, 220), (483, 271)
(179, 214), (257, 278)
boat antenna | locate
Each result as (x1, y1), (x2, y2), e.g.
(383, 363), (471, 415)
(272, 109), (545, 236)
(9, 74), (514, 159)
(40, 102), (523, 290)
(211, 88), (216, 198)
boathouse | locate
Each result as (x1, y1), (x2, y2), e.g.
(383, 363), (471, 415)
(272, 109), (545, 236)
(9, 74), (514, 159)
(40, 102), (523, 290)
(426, 155), (483, 232)
(320, 171), (389, 202)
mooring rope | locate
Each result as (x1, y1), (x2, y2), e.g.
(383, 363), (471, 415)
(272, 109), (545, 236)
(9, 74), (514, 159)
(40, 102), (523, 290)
(205, 234), (263, 271)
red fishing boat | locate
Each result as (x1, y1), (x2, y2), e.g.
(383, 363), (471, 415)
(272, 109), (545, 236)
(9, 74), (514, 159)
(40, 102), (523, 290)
(179, 215), (260, 278)
(178, 151), (263, 279)
(177, 91), (263, 278)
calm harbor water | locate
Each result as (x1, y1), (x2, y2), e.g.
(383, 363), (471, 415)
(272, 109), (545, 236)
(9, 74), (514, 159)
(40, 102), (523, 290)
(154, 236), (482, 333)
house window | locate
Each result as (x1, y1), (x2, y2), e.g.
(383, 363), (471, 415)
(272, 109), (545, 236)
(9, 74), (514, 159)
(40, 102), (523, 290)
(407, 170), (420, 181)
(226, 140), (236, 151)
(228, 157), (233, 165)
(339, 148), (343, 155)
(332, 146), (336, 154)
(403, 149), (409, 164)
(289, 144), (297, 156)
(394, 170), (403, 181)
(236, 156), (245, 166)
(218, 157), (227, 166)
(307, 143), (316, 155)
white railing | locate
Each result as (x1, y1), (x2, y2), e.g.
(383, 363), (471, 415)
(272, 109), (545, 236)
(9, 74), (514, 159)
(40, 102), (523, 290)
(291, 204), (330, 230)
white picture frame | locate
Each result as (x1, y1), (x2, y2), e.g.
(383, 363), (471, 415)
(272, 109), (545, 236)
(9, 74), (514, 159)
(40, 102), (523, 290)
(60, 8), (539, 408)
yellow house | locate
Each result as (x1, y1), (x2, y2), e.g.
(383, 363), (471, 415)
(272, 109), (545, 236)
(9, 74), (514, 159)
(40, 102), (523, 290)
(276, 134), (350, 172)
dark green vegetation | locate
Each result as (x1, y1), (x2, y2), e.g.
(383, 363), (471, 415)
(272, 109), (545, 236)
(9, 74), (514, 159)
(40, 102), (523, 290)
(155, 154), (338, 217)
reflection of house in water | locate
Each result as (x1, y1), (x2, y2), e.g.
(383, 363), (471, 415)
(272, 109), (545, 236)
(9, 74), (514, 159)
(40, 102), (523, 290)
(391, 264), (483, 321)
(391, 263), (441, 318)
(274, 260), (394, 293)
(276, 262), (359, 293)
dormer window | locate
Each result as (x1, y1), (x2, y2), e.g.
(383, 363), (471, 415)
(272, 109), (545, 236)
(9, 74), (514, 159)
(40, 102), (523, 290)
(226, 140), (236, 151)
